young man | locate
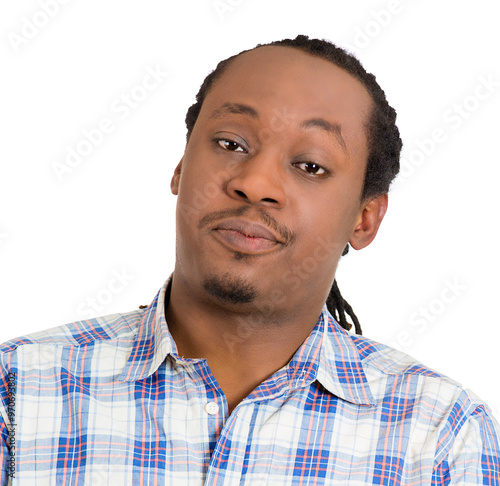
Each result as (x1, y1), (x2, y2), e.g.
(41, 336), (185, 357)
(1, 36), (498, 484)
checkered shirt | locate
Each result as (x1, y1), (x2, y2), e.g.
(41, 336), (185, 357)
(1, 274), (499, 484)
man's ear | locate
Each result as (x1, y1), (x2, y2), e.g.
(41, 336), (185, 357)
(170, 158), (183, 195)
(349, 194), (388, 250)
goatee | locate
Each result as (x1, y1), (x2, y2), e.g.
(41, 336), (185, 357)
(202, 273), (258, 304)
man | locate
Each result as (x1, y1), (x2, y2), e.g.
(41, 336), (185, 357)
(1, 35), (499, 484)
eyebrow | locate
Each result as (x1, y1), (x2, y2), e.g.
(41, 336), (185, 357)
(299, 118), (347, 152)
(209, 103), (347, 153)
(208, 102), (259, 120)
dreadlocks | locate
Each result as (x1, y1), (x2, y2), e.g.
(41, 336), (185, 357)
(326, 245), (362, 334)
(184, 35), (402, 334)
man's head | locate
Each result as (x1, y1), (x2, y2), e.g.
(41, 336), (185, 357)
(170, 36), (402, 333)
(185, 35), (402, 201)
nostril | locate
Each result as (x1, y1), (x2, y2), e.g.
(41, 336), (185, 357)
(235, 190), (247, 198)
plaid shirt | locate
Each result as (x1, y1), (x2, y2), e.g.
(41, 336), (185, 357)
(1, 274), (499, 485)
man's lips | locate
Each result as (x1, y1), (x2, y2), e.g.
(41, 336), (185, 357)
(214, 218), (282, 243)
(212, 218), (283, 254)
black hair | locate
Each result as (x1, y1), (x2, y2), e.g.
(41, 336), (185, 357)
(184, 35), (402, 334)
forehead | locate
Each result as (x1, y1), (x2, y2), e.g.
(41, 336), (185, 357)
(197, 46), (373, 159)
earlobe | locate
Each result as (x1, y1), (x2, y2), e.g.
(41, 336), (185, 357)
(170, 159), (183, 195)
(349, 194), (388, 250)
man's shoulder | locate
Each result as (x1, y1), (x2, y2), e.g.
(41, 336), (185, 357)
(0, 307), (145, 356)
(350, 332), (447, 379)
(347, 331), (490, 414)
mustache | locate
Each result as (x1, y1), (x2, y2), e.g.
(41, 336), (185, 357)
(198, 206), (295, 246)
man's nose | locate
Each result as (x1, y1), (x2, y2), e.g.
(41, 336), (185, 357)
(225, 150), (287, 208)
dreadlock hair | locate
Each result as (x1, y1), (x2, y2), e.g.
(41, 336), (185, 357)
(184, 35), (402, 334)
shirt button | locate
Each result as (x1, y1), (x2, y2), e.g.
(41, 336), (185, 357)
(204, 401), (219, 415)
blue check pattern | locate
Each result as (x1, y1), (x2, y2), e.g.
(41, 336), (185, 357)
(0, 273), (499, 484)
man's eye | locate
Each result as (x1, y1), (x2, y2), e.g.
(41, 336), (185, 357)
(294, 162), (327, 176)
(216, 139), (246, 152)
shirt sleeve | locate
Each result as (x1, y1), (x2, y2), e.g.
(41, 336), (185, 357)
(432, 403), (500, 484)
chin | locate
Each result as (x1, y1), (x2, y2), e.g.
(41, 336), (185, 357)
(202, 271), (259, 305)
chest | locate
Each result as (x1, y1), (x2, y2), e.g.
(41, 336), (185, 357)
(9, 368), (438, 485)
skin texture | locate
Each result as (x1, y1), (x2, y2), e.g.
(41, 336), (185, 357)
(166, 46), (388, 413)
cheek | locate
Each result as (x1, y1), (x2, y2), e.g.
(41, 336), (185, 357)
(175, 174), (204, 239)
(177, 146), (230, 206)
(287, 197), (342, 262)
(176, 166), (219, 220)
(300, 188), (360, 250)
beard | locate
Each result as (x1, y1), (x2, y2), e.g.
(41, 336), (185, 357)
(202, 272), (258, 305)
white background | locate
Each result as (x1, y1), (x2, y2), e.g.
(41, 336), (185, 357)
(1, 1), (499, 418)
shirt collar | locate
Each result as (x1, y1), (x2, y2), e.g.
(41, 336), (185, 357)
(118, 274), (175, 382)
(119, 274), (376, 406)
(315, 306), (376, 406)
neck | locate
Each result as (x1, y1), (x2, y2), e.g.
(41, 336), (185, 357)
(164, 272), (326, 412)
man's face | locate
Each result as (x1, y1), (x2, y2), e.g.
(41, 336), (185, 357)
(171, 46), (377, 318)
